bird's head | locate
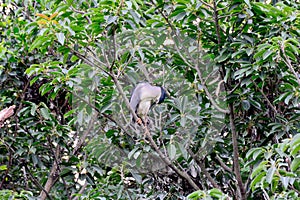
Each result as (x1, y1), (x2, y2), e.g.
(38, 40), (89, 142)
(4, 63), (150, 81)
(158, 86), (167, 104)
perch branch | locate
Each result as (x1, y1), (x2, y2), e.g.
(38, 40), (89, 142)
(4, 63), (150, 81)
(216, 155), (232, 173)
(111, 75), (200, 191)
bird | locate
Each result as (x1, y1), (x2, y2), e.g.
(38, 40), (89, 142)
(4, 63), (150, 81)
(129, 82), (167, 125)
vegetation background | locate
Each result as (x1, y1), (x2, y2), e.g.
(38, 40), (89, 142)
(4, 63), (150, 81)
(0, 0), (300, 199)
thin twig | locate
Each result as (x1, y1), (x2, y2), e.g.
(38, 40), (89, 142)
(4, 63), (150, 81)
(199, 0), (213, 9)
(280, 43), (300, 86)
(165, 24), (229, 114)
(251, 80), (277, 114)
(73, 182), (88, 200)
(24, 162), (53, 200)
(70, 48), (112, 77)
(229, 80), (241, 94)
(215, 155), (232, 173)
(213, 0), (221, 46)
(63, 0), (91, 24)
(187, 148), (221, 189)
(72, 116), (96, 155)
(144, 127), (200, 190)
(71, 92), (130, 136)
(194, 65), (230, 114)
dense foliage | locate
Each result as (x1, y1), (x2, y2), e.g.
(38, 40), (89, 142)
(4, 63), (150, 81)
(1, 0), (300, 199)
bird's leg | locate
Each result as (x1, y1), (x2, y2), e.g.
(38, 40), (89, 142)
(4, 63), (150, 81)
(136, 118), (143, 125)
(142, 117), (150, 126)
(142, 117), (150, 143)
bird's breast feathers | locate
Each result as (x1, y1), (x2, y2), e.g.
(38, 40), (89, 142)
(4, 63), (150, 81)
(137, 100), (152, 116)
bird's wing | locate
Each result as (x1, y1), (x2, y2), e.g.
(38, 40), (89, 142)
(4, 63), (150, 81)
(139, 83), (161, 101)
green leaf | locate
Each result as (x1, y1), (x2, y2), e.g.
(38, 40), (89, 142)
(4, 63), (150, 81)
(128, 147), (139, 159)
(30, 103), (37, 116)
(56, 32), (65, 45)
(291, 143), (300, 157)
(244, 0), (251, 8)
(0, 165), (7, 171)
(286, 38), (300, 47)
(177, 142), (188, 160)
(253, 149), (265, 160)
(254, 44), (271, 59)
(29, 75), (41, 86)
(168, 143), (176, 160)
(251, 164), (266, 179)
(262, 49), (273, 60)
(291, 157), (300, 172)
(249, 98), (261, 109)
(280, 176), (290, 190)
(251, 171), (266, 191)
(187, 190), (204, 199)
(106, 16), (118, 24)
(246, 148), (261, 159)
(39, 83), (54, 96)
(156, 34), (167, 46)
(209, 188), (223, 198)
(133, 150), (141, 159)
(286, 43), (299, 56)
(276, 92), (291, 103)
(215, 53), (230, 63)
(234, 67), (251, 79)
(242, 100), (250, 111)
(290, 134), (300, 156)
(266, 166), (276, 183)
(25, 64), (41, 77)
(63, 109), (75, 118)
(131, 172), (142, 184)
(40, 108), (51, 120)
(284, 93), (294, 105)
(29, 36), (49, 52)
(129, 10), (141, 24)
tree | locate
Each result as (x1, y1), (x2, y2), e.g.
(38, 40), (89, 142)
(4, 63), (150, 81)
(0, 0), (299, 199)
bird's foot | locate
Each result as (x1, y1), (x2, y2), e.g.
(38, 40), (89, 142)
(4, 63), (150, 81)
(136, 117), (150, 127)
(136, 118), (143, 125)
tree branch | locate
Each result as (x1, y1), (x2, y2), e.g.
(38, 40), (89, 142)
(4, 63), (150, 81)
(194, 64), (230, 114)
(213, 0), (221, 46)
(229, 103), (246, 199)
(211, 0), (246, 198)
(39, 145), (61, 200)
(215, 155), (232, 173)
(73, 182), (88, 200)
